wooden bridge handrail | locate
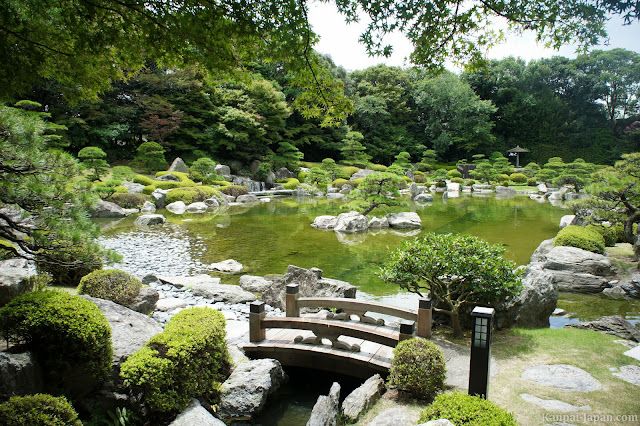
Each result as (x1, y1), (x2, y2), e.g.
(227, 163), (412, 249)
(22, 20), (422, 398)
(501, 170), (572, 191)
(295, 297), (418, 321)
(260, 317), (401, 348)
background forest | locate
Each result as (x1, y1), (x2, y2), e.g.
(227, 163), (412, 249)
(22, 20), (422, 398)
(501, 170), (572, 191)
(20, 48), (640, 168)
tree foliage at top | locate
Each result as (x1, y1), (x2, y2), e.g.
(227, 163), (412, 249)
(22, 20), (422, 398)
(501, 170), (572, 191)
(380, 233), (523, 336)
(346, 172), (406, 216)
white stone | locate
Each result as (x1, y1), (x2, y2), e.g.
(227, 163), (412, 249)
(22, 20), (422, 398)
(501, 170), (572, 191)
(520, 393), (590, 412)
(311, 215), (338, 230)
(210, 259), (244, 273)
(624, 345), (640, 361)
(166, 201), (187, 214)
(156, 298), (189, 312)
(386, 212), (421, 229)
(521, 364), (601, 392)
(446, 182), (461, 192)
(169, 399), (225, 426)
(559, 215), (576, 229)
(186, 202), (208, 213)
(612, 365), (640, 386)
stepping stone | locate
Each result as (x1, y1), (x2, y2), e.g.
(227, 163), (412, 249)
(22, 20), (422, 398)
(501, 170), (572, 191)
(623, 345), (640, 361)
(612, 365), (640, 386)
(520, 393), (590, 412)
(521, 364), (601, 392)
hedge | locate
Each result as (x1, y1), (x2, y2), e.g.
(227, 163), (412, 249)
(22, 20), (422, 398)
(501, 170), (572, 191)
(77, 269), (142, 306)
(0, 394), (82, 426)
(0, 292), (112, 385)
(554, 225), (605, 254)
(120, 307), (231, 414)
(419, 392), (518, 425)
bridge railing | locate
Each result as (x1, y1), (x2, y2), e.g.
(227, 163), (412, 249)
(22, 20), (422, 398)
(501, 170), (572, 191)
(284, 283), (432, 339)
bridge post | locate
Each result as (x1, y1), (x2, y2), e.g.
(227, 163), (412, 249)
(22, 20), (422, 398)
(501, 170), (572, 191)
(399, 321), (415, 342)
(286, 284), (300, 317)
(249, 301), (266, 342)
(417, 298), (432, 338)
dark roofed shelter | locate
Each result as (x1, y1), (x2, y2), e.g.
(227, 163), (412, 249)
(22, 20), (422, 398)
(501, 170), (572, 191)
(506, 145), (530, 167)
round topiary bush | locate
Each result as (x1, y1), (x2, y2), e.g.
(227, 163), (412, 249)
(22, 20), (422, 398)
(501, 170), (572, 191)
(341, 166), (360, 177)
(120, 307), (231, 414)
(388, 338), (446, 400)
(110, 193), (150, 209)
(332, 178), (350, 188)
(0, 394), (82, 426)
(0, 291), (112, 385)
(77, 269), (143, 306)
(280, 178), (300, 190)
(498, 174), (510, 182)
(419, 392), (518, 425)
(447, 169), (462, 178)
(220, 185), (249, 197)
(509, 173), (527, 184)
(586, 224), (617, 247)
(527, 178), (537, 187)
(371, 164), (388, 172)
(554, 225), (605, 254)
(451, 177), (464, 184)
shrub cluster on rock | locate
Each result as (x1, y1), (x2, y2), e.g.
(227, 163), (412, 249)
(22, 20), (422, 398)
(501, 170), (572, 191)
(280, 178), (300, 189)
(419, 392), (518, 425)
(0, 291), (112, 386)
(77, 269), (143, 306)
(586, 224), (618, 247)
(219, 185), (249, 197)
(388, 338), (446, 400)
(554, 225), (605, 254)
(110, 192), (150, 209)
(0, 394), (82, 426)
(164, 186), (219, 204)
(120, 307), (231, 414)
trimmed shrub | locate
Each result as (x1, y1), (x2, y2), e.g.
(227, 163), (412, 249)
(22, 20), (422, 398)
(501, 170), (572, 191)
(612, 223), (625, 243)
(212, 180), (231, 187)
(332, 178), (350, 188)
(351, 178), (363, 187)
(414, 174), (427, 183)
(498, 174), (510, 182)
(0, 394), (82, 426)
(110, 193), (150, 209)
(0, 291), (112, 385)
(111, 166), (135, 181)
(419, 392), (518, 426)
(371, 164), (388, 172)
(388, 338), (446, 400)
(341, 166), (360, 177)
(120, 307), (231, 414)
(220, 185), (249, 197)
(281, 178), (300, 190)
(527, 178), (537, 187)
(464, 179), (476, 186)
(554, 225), (605, 254)
(133, 174), (155, 186)
(451, 177), (464, 184)
(165, 186), (219, 205)
(78, 269), (143, 306)
(447, 169), (462, 178)
(402, 176), (413, 183)
(297, 171), (308, 183)
(436, 180), (447, 188)
(586, 224), (617, 247)
(509, 173), (527, 184)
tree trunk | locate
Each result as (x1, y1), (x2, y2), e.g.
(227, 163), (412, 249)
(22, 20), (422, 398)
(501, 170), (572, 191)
(450, 310), (463, 338)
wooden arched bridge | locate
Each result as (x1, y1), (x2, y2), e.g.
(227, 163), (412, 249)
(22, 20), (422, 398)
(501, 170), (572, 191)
(242, 284), (433, 379)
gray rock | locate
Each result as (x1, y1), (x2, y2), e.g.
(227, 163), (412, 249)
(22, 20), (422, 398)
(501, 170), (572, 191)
(166, 201), (187, 214)
(495, 185), (516, 194)
(122, 182), (145, 194)
(218, 359), (287, 420)
(239, 275), (273, 293)
(530, 238), (555, 263)
(414, 193), (434, 202)
(127, 286), (159, 314)
(565, 315), (640, 342)
(80, 296), (163, 372)
(91, 200), (127, 218)
(155, 173), (180, 182)
(537, 183), (548, 193)
(170, 399), (225, 426)
(192, 280), (256, 304)
(156, 297), (189, 312)
(350, 169), (376, 181)
(419, 420), (455, 426)
(386, 212), (421, 229)
(334, 211), (369, 234)
(496, 264), (558, 328)
(168, 157), (190, 174)
(215, 164), (231, 180)
(472, 184), (492, 191)
(326, 193), (345, 201)
(151, 188), (168, 209)
(0, 258), (35, 307)
(265, 171), (277, 186)
(559, 215), (577, 229)
(307, 382), (340, 426)
(368, 217), (389, 229)
(140, 201), (156, 213)
(327, 187), (339, 194)
(210, 259), (243, 273)
(0, 352), (44, 400)
(410, 183), (426, 199)
(612, 365), (640, 387)
(551, 270), (611, 293)
(275, 167), (295, 180)
(553, 308), (566, 316)
(542, 246), (615, 293)
(342, 374), (385, 422)
(204, 197), (220, 209)
(602, 285), (629, 299)
(311, 215), (338, 230)
(520, 393), (590, 412)
(447, 182), (461, 192)
(134, 214), (165, 226)
(620, 274), (640, 298)
(236, 194), (258, 203)
(123, 208), (139, 216)
(368, 407), (419, 426)
(186, 202), (208, 213)
(261, 265), (356, 310)
(340, 184), (353, 195)
(564, 193), (589, 201)
(521, 364), (601, 392)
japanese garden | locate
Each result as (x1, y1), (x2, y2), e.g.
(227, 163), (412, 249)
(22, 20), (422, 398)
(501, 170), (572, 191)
(1, 1), (639, 425)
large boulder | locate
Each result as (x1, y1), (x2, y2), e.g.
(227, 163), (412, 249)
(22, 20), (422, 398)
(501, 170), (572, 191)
(151, 188), (168, 209)
(386, 212), (421, 229)
(0, 259), (35, 307)
(311, 215), (338, 230)
(155, 173), (180, 182)
(350, 169), (375, 181)
(0, 352), (44, 400)
(209, 259), (244, 274)
(80, 296), (163, 376)
(91, 200), (126, 218)
(239, 275), (273, 293)
(496, 264), (558, 328)
(275, 167), (295, 180)
(530, 238), (555, 263)
(447, 182), (461, 192)
(342, 374), (386, 422)
(236, 194), (258, 203)
(495, 186), (516, 195)
(168, 157), (190, 174)
(218, 359), (287, 420)
(307, 382), (340, 426)
(542, 246), (616, 293)
(215, 164), (232, 180)
(368, 217), (389, 229)
(326, 193), (345, 201)
(122, 182), (145, 194)
(159, 275), (256, 304)
(127, 286), (159, 314)
(414, 193), (434, 203)
(186, 202), (208, 213)
(170, 399), (225, 426)
(134, 214), (165, 226)
(410, 183), (426, 200)
(334, 211), (369, 234)
(140, 201), (156, 214)
(566, 315), (640, 342)
(261, 265), (356, 310)
(166, 201), (187, 214)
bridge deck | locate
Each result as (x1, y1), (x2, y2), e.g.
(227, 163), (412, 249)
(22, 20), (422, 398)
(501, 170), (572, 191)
(242, 314), (397, 378)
